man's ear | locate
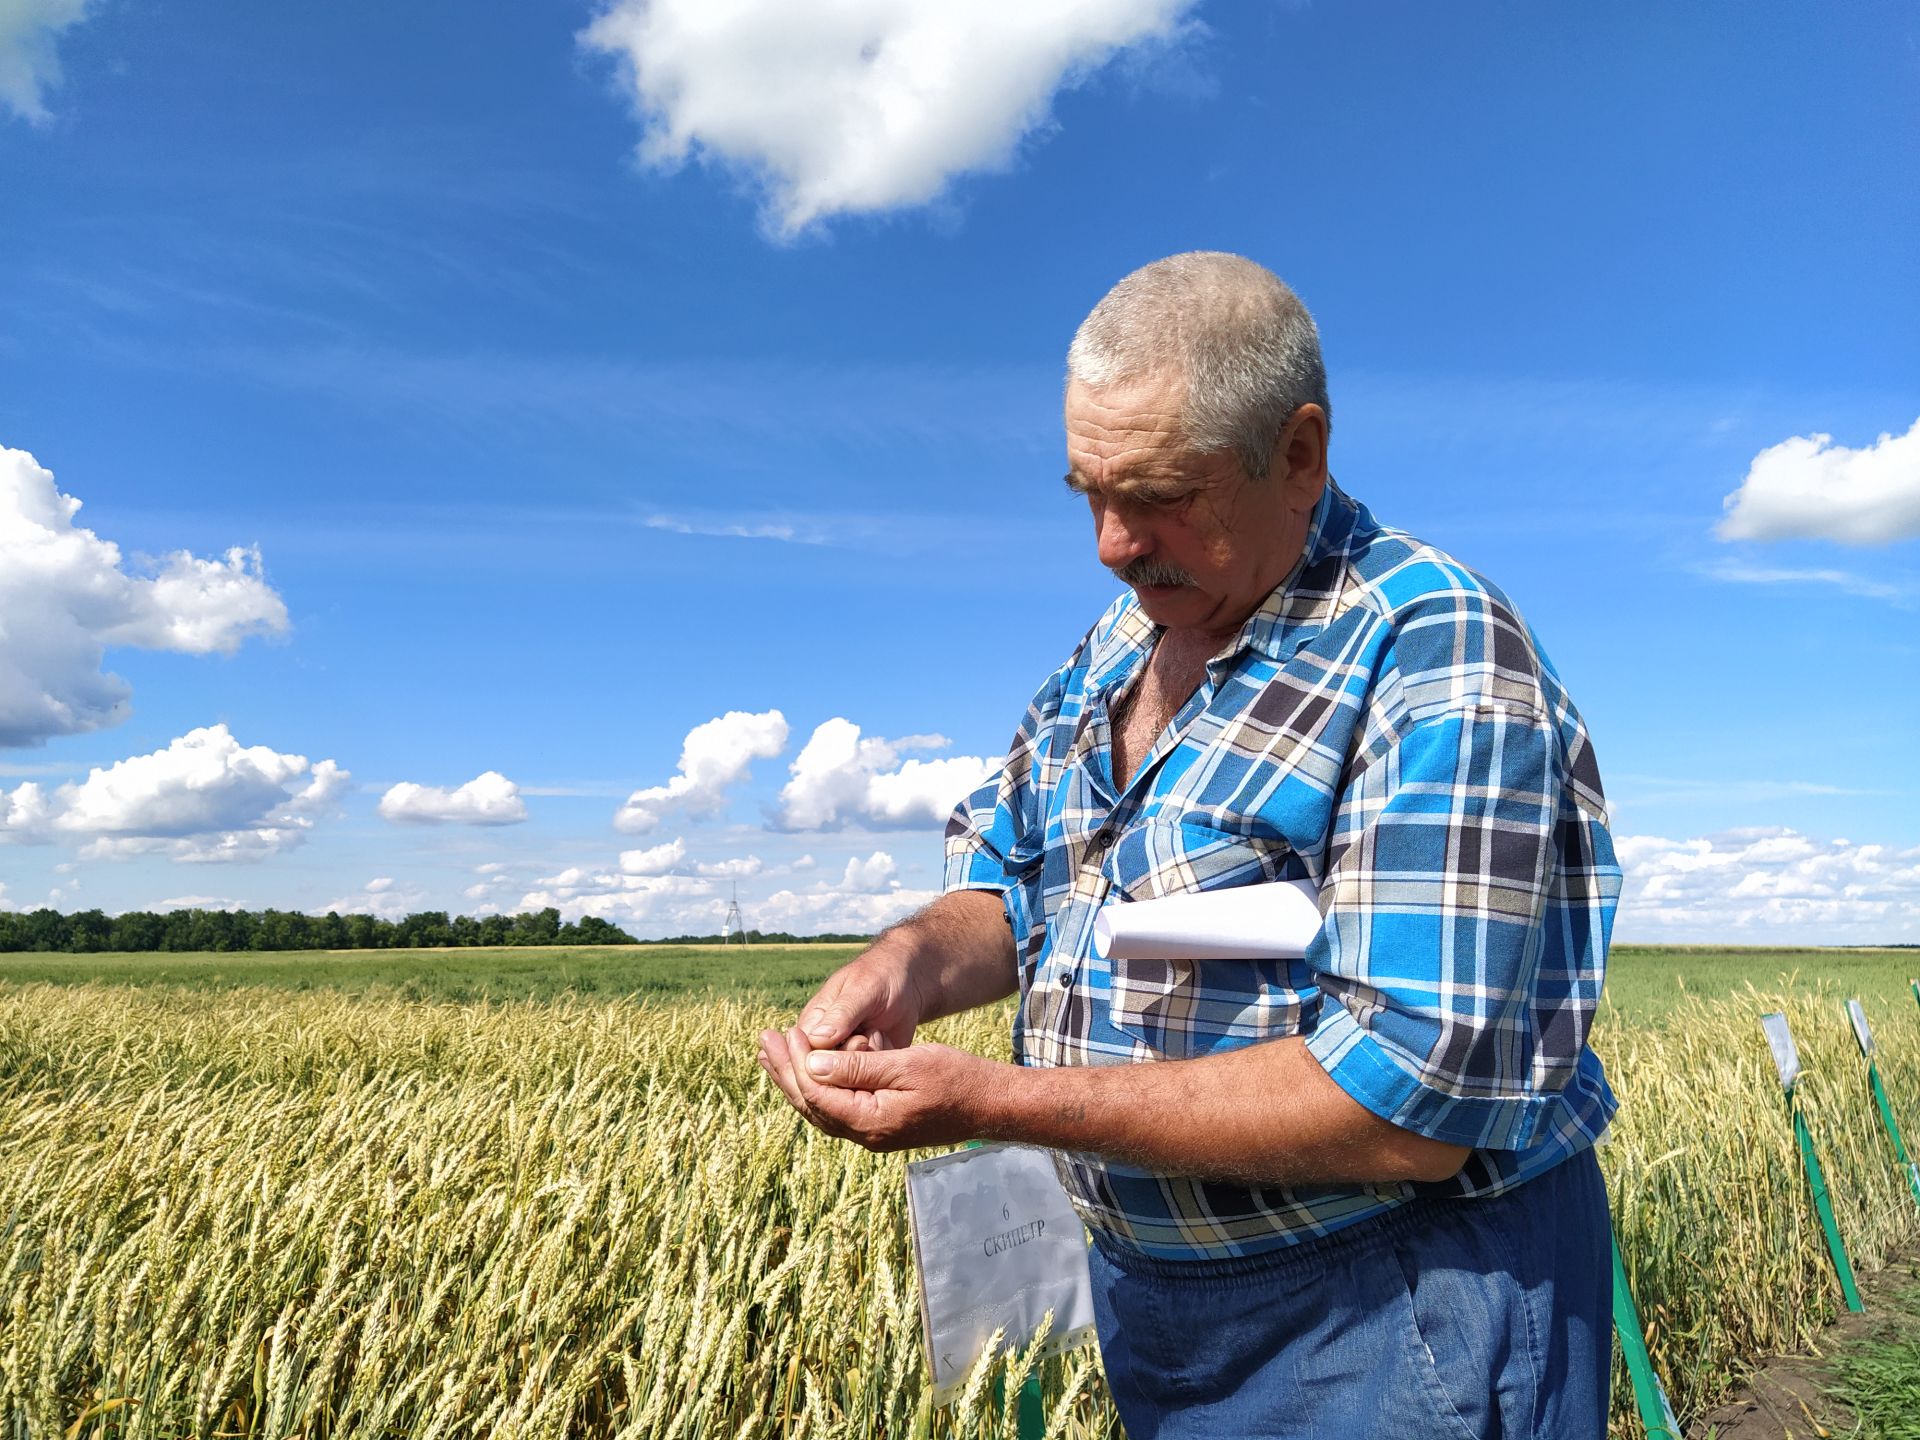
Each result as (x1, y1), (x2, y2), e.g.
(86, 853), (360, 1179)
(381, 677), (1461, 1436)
(1267, 404), (1330, 511)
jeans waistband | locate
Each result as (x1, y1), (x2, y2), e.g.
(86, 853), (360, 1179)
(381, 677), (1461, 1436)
(1086, 1187), (1503, 1282)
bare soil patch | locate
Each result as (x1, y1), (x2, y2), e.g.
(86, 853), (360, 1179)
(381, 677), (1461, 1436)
(1691, 1242), (1920, 1438)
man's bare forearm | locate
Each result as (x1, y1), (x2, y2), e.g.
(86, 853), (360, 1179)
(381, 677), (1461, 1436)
(977, 1035), (1468, 1187)
(881, 889), (1018, 1023)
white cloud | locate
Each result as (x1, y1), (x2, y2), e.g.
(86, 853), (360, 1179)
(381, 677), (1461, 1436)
(0, 0), (91, 123)
(645, 513), (826, 544)
(510, 839), (922, 935)
(0, 444), (289, 747)
(1616, 827), (1920, 945)
(619, 836), (687, 875)
(753, 884), (936, 934)
(776, 718), (992, 831)
(157, 894), (240, 912)
(581, 0), (1198, 235)
(614, 708), (788, 833)
(322, 876), (427, 921)
(378, 770), (528, 826)
(0, 724), (345, 862)
(1717, 416), (1920, 545)
(695, 854), (762, 879)
(837, 850), (899, 893)
(515, 871), (721, 929)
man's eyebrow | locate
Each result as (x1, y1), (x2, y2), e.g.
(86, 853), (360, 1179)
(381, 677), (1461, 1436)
(1063, 466), (1199, 498)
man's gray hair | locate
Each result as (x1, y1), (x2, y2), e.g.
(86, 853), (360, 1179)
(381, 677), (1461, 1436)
(1067, 252), (1330, 482)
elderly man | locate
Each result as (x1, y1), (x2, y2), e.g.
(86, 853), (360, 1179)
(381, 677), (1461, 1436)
(758, 252), (1618, 1438)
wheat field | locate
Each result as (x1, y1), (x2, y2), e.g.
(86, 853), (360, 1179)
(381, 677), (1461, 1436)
(5, 969), (1920, 1438)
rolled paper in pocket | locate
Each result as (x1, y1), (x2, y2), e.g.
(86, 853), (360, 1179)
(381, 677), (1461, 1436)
(1093, 879), (1322, 961)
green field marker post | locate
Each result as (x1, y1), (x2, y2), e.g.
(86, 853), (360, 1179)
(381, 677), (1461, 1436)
(990, 1372), (1045, 1439)
(1610, 1229), (1681, 1438)
(1761, 1012), (1865, 1312)
(1844, 998), (1920, 1211)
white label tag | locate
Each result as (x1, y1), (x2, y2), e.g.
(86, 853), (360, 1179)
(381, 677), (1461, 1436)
(1760, 1012), (1802, 1092)
(905, 1142), (1097, 1404)
(1847, 998), (1876, 1057)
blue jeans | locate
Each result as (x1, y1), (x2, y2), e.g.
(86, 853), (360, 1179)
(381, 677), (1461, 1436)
(1087, 1149), (1612, 1439)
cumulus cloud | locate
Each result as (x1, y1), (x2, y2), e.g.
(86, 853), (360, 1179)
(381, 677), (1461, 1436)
(615, 708), (788, 833)
(0, 724), (347, 862)
(322, 876), (427, 921)
(752, 883), (935, 934)
(838, 850), (899, 893)
(0, 0), (91, 123)
(619, 837), (687, 875)
(581, 0), (1198, 235)
(378, 770), (528, 826)
(696, 855), (762, 879)
(157, 894), (240, 912)
(776, 718), (993, 831)
(1717, 416), (1920, 545)
(1615, 827), (1920, 945)
(515, 870), (722, 929)
(0, 444), (289, 747)
(511, 840), (922, 935)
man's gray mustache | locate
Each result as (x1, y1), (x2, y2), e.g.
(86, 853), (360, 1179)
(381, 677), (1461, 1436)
(1113, 557), (1197, 589)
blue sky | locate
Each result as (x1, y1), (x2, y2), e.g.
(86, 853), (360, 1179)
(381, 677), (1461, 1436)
(1, 0), (1916, 941)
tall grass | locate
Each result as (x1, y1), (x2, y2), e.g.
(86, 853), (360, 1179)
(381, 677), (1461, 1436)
(3, 975), (1920, 1437)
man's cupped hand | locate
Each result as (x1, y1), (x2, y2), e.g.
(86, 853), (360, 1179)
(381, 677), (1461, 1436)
(756, 1023), (1005, 1153)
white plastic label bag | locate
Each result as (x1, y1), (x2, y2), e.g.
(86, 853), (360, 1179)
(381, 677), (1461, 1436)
(1760, 1012), (1802, 1093)
(1847, 998), (1876, 1057)
(1092, 878), (1322, 961)
(905, 1142), (1096, 1404)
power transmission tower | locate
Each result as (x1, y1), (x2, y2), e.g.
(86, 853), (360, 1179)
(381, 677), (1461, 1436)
(722, 884), (749, 946)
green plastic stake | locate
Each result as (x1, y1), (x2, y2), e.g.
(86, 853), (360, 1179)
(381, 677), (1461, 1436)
(1844, 998), (1920, 1212)
(1867, 1060), (1920, 1209)
(1790, 1094), (1865, 1312)
(1761, 1012), (1864, 1314)
(988, 1371), (1046, 1440)
(1610, 1231), (1680, 1438)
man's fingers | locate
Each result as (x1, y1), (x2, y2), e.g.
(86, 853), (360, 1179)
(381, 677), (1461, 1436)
(805, 1044), (903, 1092)
(758, 1028), (810, 1114)
(797, 997), (860, 1047)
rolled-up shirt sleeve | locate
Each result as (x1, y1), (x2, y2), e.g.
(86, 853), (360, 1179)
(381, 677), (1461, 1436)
(942, 762), (1027, 896)
(942, 665), (1068, 899)
(1303, 700), (1620, 1153)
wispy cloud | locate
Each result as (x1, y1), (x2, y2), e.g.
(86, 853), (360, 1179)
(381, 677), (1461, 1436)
(1609, 774), (1893, 808)
(1694, 557), (1912, 604)
(0, 0), (94, 123)
(645, 513), (830, 545)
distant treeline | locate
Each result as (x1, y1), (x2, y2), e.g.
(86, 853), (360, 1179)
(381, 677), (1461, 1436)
(0, 906), (635, 954)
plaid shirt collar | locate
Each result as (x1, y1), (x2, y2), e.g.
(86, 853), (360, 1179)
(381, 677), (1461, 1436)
(1086, 478), (1362, 696)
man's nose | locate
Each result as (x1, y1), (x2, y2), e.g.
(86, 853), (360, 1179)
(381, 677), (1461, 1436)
(1096, 503), (1150, 570)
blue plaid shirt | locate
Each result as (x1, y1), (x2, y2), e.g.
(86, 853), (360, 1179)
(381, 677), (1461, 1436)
(944, 480), (1620, 1259)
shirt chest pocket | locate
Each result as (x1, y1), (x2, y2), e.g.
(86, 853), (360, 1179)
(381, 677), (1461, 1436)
(1099, 820), (1322, 1060)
